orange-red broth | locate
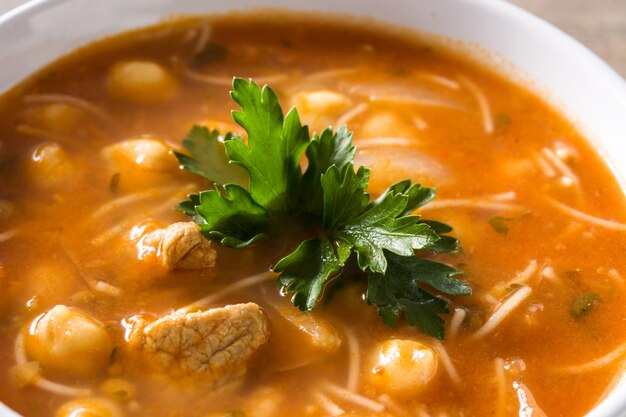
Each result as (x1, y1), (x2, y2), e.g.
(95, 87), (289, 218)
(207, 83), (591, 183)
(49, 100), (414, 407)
(0, 13), (625, 417)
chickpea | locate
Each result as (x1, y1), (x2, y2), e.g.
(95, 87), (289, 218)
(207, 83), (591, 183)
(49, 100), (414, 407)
(360, 111), (416, 139)
(101, 137), (173, 173)
(24, 260), (81, 302)
(56, 398), (123, 417)
(20, 103), (83, 134)
(107, 60), (178, 104)
(366, 338), (438, 398)
(24, 305), (113, 378)
(290, 89), (351, 132)
(26, 142), (75, 187)
(243, 386), (284, 417)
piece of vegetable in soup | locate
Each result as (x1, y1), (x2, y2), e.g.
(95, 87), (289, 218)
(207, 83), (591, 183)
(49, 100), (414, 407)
(0, 13), (625, 417)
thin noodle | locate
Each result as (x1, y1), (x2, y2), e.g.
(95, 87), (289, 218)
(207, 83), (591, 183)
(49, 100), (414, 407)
(501, 260), (538, 288)
(431, 340), (461, 385)
(89, 185), (179, 221)
(184, 69), (289, 86)
(336, 102), (369, 127)
(364, 94), (465, 110)
(0, 229), (17, 244)
(536, 155), (557, 178)
(14, 333), (27, 365)
(16, 124), (68, 142)
(193, 23), (211, 54)
(24, 94), (112, 122)
(547, 198), (626, 232)
(542, 148), (579, 185)
(91, 194), (185, 246)
(416, 72), (460, 90)
(483, 293), (499, 305)
(35, 378), (92, 398)
(324, 383), (385, 412)
(494, 358), (507, 417)
(377, 394), (404, 416)
(488, 191), (517, 202)
(342, 325), (361, 392)
(179, 271), (273, 313)
(313, 391), (345, 417)
(305, 67), (359, 82)
(91, 218), (135, 246)
(422, 199), (524, 212)
(472, 286), (533, 339)
(557, 343), (626, 373)
(356, 137), (413, 148)
(144, 195), (183, 219)
(458, 75), (493, 134)
(447, 308), (467, 340)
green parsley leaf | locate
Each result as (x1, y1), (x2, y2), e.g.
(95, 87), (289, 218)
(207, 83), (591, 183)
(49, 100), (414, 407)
(174, 126), (247, 186)
(384, 252), (469, 295)
(226, 79), (309, 212)
(321, 163), (370, 230)
(371, 179), (435, 214)
(367, 252), (468, 339)
(275, 237), (352, 311)
(300, 126), (356, 215)
(195, 184), (268, 248)
(175, 77), (470, 337)
(336, 191), (438, 273)
(177, 193), (201, 217)
(419, 220), (459, 253)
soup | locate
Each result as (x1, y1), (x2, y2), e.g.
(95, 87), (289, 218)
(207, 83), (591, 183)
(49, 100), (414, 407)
(1, 13), (626, 417)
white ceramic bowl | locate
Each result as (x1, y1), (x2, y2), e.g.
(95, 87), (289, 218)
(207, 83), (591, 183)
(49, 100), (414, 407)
(1, 0), (625, 416)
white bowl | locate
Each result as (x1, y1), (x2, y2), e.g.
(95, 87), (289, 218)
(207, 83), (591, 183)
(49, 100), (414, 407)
(1, 0), (625, 416)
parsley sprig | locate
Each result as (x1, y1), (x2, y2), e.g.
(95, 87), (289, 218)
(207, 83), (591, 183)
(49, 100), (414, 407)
(175, 78), (471, 339)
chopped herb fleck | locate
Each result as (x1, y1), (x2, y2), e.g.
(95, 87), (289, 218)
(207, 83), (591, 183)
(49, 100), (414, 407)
(109, 172), (121, 194)
(488, 215), (511, 234)
(564, 269), (581, 281)
(571, 292), (600, 318)
(493, 112), (511, 134)
(109, 346), (118, 364)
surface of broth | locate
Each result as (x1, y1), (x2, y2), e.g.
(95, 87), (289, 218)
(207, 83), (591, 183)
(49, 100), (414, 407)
(1, 13), (626, 417)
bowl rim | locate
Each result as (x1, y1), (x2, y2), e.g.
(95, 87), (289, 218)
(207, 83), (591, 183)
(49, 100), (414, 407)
(0, 1), (625, 417)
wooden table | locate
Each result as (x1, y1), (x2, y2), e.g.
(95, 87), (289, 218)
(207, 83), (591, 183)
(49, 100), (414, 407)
(507, 0), (626, 77)
(0, 0), (625, 77)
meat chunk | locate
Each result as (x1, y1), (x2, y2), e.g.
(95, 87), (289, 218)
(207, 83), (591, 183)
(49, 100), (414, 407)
(138, 222), (216, 269)
(126, 303), (269, 389)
